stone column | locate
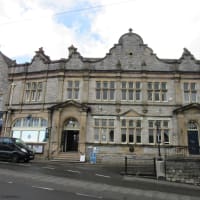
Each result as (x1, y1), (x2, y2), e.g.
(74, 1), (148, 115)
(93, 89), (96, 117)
(79, 110), (87, 154)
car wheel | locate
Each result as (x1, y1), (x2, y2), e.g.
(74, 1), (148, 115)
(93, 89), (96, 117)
(12, 154), (19, 163)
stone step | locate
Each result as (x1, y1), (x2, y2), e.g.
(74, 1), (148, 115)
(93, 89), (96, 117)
(52, 152), (82, 162)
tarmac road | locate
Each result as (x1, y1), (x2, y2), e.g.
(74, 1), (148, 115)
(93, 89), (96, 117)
(0, 160), (200, 200)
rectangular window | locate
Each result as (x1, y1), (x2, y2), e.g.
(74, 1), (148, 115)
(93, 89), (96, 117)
(67, 80), (80, 100)
(95, 81), (115, 100)
(25, 82), (43, 102)
(183, 82), (197, 103)
(147, 82), (167, 102)
(121, 81), (141, 101)
(93, 118), (115, 143)
(148, 120), (170, 144)
(121, 119), (142, 143)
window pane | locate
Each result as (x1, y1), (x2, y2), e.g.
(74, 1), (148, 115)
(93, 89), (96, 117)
(122, 90), (126, 100)
(94, 128), (99, 141)
(96, 90), (101, 99)
(191, 92), (197, 102)
(122, 82), (126, 88)
(103, 82), (108, 88)
(95, 119), (100, 126)
(121, 119), (126, 127)
(121, 129), (126, 142)
(21, 131), (38, 142)
(109, 119), (114, 127)
(148, 92), (152, 100)
(96, 81), (101, 89)
(129, 128), (134, 143)
(68, 81), (73, 87)
(109, 129), (114, 142)
(128, 82), (133, 88)
(154, 82), (159, 90)
(110, 90), (114, 100)
(110, 81), (115, 89)
(184, 83), (189, 91)
(164, 130), (169, 143)
(101, 128), (107, 141)
(128, 90), (133, 100)
(147, 82), (152, 90)
(136, 91), (141, 100)
(12, 130), (21, 138)
(103, 89), (108, 99)
(39, 131), (45, 142)
(136, 129), (141, 143)
(136, 82), (141, 89)
(191, 83), (196, 90)
(149, 129), (154, 143)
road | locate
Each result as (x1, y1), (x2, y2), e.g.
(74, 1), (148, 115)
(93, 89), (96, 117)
(0, 160), (200, 200)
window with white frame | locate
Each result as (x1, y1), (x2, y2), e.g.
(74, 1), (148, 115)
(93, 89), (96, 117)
(25, 82), (43, 102)
(121, 119), (142, 143)
(12, 117), (47, 143)
(121, 81), (141, 101)
(67, 80), (80, 99)
(148, 120), (170, 144)
(147, 82), (167, 102)
(94, 118), (115, 143)
(183, 82), (197, 103)
(95, 81), (115, 100)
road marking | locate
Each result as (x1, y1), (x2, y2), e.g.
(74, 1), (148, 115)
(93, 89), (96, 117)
(42, 166), (55, 170)
(76, 193), (103, 199)
(66, 169), (81, 174)
(18, 164), (31, 167)
(95, 173), (111, 178)
(32, 186), (54, 191)
(8, 181), (13, 184)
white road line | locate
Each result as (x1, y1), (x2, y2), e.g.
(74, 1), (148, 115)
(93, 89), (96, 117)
(18, 164), (31, 167)
(66, 169), (81, 174)
(76, 193), (103, 199)
(8, 181), (13, 184)
(32, 186), (54, 191)
(42, 166), (55, 170)
(95, 173), (111, 178)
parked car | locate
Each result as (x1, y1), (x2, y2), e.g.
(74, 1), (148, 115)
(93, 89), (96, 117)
(0, 137), (35, 163)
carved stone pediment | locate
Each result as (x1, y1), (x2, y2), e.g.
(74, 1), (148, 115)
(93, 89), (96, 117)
(173, 103), (200, 114)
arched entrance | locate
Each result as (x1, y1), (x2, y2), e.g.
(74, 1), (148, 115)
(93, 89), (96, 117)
(187, 121), (199, 155)
(61, 118), (80, 152)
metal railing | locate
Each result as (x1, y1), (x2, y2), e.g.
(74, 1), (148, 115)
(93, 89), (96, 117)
(124, 156), (156, 177)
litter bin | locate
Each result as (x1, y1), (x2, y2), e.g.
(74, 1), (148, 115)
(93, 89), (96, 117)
(156, 159), (165, 179)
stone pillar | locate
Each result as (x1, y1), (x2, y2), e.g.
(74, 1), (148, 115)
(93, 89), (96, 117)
(174, 74), (182, 105)
(79, 110), (87, 154)
(82, 72), (89, 103)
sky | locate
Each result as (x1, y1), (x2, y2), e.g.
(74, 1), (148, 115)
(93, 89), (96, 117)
(0, 0), (200, 63)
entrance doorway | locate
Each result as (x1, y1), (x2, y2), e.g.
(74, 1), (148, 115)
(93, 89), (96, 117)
(61, 118), (80, 152)
(62, 130), (79, 152)
(187, 122), (199, 155)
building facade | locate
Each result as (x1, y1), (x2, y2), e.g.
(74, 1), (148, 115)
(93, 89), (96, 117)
(1, 29), (200, 162)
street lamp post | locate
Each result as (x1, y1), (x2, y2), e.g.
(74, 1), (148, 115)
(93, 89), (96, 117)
(155, 121), (162, 160)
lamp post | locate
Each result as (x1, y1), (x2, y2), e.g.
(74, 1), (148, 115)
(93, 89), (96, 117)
(155, 121), (162, 160)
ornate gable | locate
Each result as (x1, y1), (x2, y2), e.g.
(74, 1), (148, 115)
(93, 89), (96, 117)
(49, 100), (90, 112)
(120, 109), (142, 117)
(173, 103), (200, 114)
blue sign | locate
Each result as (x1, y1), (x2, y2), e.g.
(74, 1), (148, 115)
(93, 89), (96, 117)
(90, 152), (96, 164)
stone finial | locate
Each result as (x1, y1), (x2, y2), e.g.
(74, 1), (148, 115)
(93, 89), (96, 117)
(129, 28), (133, 33)
(68, 45), (77, 57)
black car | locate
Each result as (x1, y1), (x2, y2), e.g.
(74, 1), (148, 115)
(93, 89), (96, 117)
(0, 137), (35, 163)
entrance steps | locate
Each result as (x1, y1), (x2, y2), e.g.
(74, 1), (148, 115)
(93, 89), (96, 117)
(52, 152), (81, 162)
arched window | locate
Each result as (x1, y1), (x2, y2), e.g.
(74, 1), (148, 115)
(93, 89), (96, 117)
(187, 121), (198, 130)
(64, 118), (80, 130)
(12, 117), (47, 143)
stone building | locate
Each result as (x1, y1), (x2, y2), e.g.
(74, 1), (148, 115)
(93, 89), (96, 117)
(1, 29), (200, 162)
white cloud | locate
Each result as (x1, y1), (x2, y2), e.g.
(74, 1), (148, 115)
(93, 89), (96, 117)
(0, 0), (200, 63)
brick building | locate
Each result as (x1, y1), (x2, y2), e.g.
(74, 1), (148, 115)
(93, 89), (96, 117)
(1, 29), (200, 162)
